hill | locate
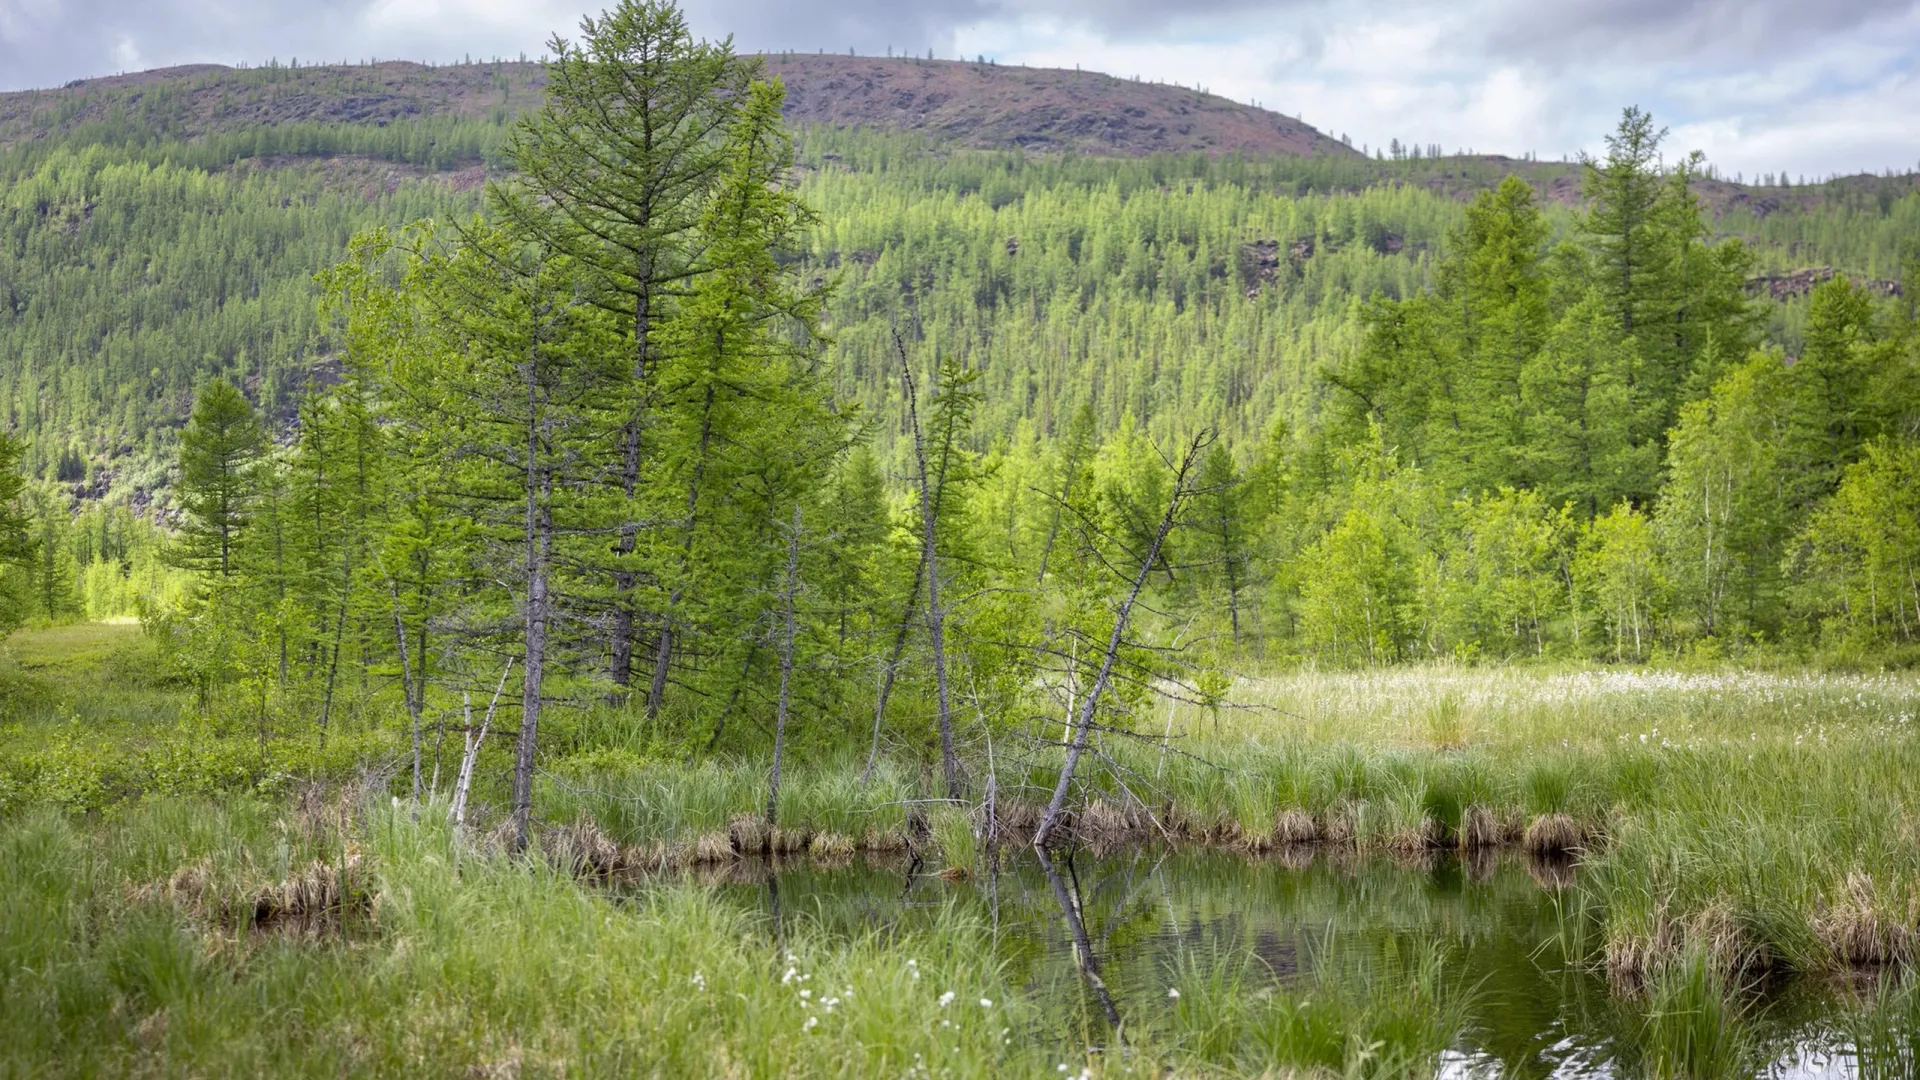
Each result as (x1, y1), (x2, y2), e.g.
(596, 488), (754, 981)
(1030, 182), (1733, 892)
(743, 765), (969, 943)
(0, 55), (1353, 160)
(759, 54), (1352, 158)
(2, 54), (1917, 511)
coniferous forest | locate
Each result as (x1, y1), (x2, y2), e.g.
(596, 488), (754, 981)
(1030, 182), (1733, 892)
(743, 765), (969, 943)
(4, 3), (1920, 1077)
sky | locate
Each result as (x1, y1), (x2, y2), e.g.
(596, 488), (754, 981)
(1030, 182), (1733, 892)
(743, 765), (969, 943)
(3, 0), (1917, 179)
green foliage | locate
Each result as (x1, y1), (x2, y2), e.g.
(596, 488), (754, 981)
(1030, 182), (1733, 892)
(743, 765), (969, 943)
(0, 432), (35, 633)
(1794, 440), (1920, 647)
(174, 380), (263, 579)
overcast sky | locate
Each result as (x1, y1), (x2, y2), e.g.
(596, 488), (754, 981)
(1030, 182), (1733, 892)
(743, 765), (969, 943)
(3, 0), (1917, 178)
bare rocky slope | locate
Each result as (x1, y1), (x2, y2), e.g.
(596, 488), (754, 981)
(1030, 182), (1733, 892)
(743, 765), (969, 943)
(0, 55), (1355, 159)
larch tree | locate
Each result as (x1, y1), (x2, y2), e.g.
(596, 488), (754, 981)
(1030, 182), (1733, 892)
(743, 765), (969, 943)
(0, 432), (37, 635)
(174, 380), (264, 580)
(493, 0), (749, 694)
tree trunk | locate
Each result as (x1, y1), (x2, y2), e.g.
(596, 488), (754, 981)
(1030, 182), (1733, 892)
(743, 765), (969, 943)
(609, 279), (652, 689)
(858, 553), (924, 786)
(512, 363), (553, 853)
(648, 382), (716, 720)
(316, 547), (352, 742)
(1037, 851), (1122, 1029)
(451, 659), (513, 828)
(766, 506), (802, 828)
(901, 349), (960, 800)
(383, 566), (426, 803)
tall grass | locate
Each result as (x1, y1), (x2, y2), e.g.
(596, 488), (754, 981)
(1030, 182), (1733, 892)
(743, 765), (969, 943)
(3, 797), (1542, 1078)
(9, 628), (1920, 998)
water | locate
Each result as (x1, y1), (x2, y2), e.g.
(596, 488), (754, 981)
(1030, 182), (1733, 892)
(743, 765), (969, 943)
(634, 846), (1909, 1078)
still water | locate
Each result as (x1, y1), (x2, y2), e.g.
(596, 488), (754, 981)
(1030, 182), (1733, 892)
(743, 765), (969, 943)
(639, 846), (1907, 1078)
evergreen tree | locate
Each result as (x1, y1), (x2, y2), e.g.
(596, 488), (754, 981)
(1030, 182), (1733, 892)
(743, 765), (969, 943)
(1189, 442), (1253, 643)
(493, 0), (749, 689)
(0, 433), (38, 634)
(29, 490), (76, 621)
(174, 380), (264, 578)
(1446, 175), (1551, 490)
(1779, 275), (1914, 509)
(1518, 294), (1648, 515)
(1584, 107), (1667, 345)
(642, 77), (838, 726)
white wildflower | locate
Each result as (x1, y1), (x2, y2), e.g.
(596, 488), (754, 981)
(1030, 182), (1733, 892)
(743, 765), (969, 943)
(938, 990), (956, 1007)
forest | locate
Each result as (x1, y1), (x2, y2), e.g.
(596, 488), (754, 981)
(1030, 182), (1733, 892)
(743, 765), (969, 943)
(4, 2), (1920, 1077)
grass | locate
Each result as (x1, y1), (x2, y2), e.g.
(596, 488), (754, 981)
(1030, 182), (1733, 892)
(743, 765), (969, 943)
(0, 623), (396, 812)
(0, 795), (1513, 1078)
(8, 625), (1920, 1074)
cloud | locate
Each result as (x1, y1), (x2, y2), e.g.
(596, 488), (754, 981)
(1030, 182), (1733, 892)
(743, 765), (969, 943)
(2, 0), (1917, 177)
(685, 0), (991, 54)
(0, 0), (580, 90)
(1479, 0), (1918, 66)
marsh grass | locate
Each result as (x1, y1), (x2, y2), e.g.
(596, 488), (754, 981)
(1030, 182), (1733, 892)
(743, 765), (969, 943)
(9, 622), (1920, 1031)
(1635, 945), (1759, 1079)
(930, 803), (978, 876)
(5, 797), (1545, 1079)
(1843, 971), (1920, 1079)
(0, 799), (1068, 1077)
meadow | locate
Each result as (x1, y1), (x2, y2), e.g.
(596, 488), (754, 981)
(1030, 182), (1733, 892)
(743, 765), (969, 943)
(6, 622), (1920, 1078)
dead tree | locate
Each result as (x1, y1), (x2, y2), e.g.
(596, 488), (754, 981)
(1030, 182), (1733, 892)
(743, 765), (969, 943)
(898, 332), (961, 801)
(1037, 850), (1123, 1029)
(1032, 432), (1209, 850)
(451, 659), (514, 827)
(858, 548), (924, 786)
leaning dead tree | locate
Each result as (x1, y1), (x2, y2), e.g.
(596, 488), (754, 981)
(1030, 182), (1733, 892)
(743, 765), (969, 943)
(898, 330), (963, 800)
(1032, 431), (1211, 850)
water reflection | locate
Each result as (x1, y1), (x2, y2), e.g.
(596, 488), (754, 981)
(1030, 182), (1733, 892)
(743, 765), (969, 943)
(1036, 849), (1123, 1031)
(628, 845), (1908, 1078)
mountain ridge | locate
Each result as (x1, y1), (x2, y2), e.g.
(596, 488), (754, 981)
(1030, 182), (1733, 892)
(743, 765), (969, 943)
(0, 54), (1355, 160)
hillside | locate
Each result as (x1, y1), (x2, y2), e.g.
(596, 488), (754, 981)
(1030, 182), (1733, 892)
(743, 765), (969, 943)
(0, 55), (1352, 160)
(2, 53), (1918, 510)
(760, 54), (1352, 157)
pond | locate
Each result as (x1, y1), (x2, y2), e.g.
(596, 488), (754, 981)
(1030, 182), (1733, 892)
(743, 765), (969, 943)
(636, 845), (1904, 1079)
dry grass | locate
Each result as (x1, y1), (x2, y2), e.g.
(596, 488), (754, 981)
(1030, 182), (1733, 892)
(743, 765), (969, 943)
(1814, 873), (1917, 967)
(158, 851), (369, 934)
(1273, 808), (1320, 845)
(768, 826), (811, 855)
(694, 832), (737, 864)
(1460, 805), (1507, 850)
(549, 820), (633, 877)
(807, 832), (855, 860)
(1522, 813), (1585, 856)
(727, 814), (766, 856)
(1606, 901), (1759, 989)
(1077, 799), (1138, 844)
(859, 824), (909, 852)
